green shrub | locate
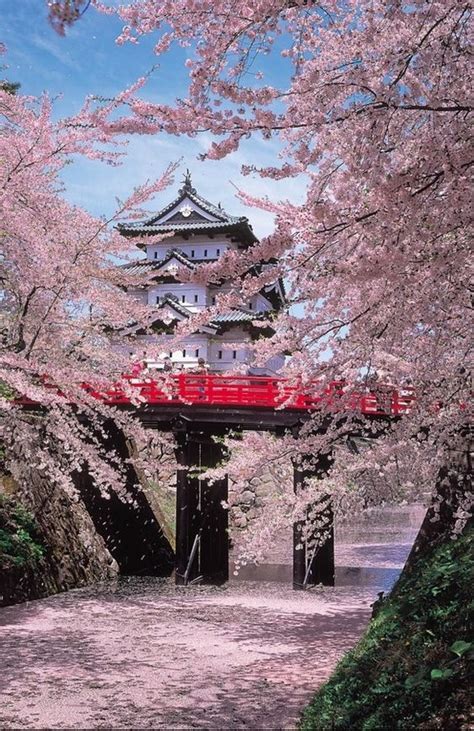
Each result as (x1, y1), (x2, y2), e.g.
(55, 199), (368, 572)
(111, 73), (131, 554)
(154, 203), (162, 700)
(0, 493), (45, 568)
(300, 527), (473, 730)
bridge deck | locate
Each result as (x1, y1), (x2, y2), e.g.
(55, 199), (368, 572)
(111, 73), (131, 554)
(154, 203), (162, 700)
(89, 374), (414, 417)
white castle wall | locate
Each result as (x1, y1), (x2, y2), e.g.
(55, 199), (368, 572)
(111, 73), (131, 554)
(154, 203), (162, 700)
(124, 192), (281, 372)
(149, 283), (208, 311)
(146, 235), (236, 262)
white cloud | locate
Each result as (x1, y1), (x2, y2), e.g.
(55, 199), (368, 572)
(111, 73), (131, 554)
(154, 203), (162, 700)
(61, 132), (308, 238)
(31, 33), (80, 71)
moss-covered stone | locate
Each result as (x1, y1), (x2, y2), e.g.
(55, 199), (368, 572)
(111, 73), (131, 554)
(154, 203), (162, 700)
(0, 468), (119, 607)
(300, 527), (473, 730)
(0, 493), (44, 569)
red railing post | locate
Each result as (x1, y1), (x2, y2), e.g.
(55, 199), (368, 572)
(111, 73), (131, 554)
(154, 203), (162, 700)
(178, 371), (186, 402)
(72, 371), (419, 416)
(205, 374), (212, 404)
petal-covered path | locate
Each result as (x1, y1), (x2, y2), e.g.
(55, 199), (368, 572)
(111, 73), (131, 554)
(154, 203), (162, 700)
(0, 506), (424, 730)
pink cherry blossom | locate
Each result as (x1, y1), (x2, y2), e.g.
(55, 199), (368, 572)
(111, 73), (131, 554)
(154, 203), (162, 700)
(29, 1), (474, 554)
(0, 85), (177, 496)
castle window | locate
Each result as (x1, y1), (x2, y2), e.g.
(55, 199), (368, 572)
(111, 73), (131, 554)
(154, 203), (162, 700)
(169, 352), (173, 358)
(191, 250), (195, 258)
(181, 295), (186, 303)
(248, 302), (253, 309)
(204, 249), (208, 257)
(156, 296), (160, 304)
(195, 349), (199, 358)
(216, 248), (220, 256)
(154, 251), (158, 259)
(182, 349), (186, 358)
(211, 296), (216, 306)
(233, 350), (237, 359)
(218, 350), (223, 360)
(194, 294), (198, 303)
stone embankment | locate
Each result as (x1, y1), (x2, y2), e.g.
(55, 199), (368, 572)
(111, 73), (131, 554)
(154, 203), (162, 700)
(0, 424), (174, 607)
(0, 474), (118, 607)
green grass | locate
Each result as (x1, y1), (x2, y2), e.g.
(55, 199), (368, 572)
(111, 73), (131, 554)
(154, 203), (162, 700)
(152, 482), (176, 535)
(147, 480), (176, 544)
(300, 527), (473, 730)
(0, 492), (45, 568)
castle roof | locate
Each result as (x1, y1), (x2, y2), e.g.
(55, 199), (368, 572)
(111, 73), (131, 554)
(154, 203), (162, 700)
(121, 249), (195, 278)
(117, 170), (258, 247)
(155, 297), (263, 325)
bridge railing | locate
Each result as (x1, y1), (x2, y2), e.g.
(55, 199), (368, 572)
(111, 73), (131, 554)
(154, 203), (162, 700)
(96, 374), (415, 415)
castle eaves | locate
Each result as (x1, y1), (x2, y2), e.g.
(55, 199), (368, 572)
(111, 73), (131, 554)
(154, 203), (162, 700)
(117, 171), (258, 246)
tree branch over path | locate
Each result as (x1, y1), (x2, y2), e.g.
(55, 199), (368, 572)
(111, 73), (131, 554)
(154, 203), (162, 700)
(35, 0), (474, 550)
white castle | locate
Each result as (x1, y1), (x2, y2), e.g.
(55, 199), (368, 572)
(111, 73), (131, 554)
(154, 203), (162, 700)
(119, 171), (285, 373)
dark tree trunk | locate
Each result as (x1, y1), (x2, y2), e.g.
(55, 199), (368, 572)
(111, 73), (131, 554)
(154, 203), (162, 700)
(396, 441), (472, 585)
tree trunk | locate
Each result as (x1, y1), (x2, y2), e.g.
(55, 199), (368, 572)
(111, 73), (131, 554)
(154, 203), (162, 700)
(397, 439), (472, 583)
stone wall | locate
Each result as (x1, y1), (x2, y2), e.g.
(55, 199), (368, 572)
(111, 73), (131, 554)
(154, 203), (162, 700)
(229, 459), (294, 567)
(0, 421), (177, 606)
(0, 473), (118, 607)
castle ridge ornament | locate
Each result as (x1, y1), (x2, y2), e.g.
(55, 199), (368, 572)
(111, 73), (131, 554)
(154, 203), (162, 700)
(179, 205), (192, 218)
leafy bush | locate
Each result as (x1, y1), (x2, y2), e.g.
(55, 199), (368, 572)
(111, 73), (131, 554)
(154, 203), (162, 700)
(0, 381), (15, 399)
(0, 493), (45, 568)
(300, 527), (473, 730)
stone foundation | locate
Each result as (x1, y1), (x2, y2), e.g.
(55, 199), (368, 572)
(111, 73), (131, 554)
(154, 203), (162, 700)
(1, 473), (118, 607)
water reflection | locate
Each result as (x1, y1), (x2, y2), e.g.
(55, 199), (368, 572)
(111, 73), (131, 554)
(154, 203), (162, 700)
(335, 566), (403, 591)
(231, 504), (425, 592)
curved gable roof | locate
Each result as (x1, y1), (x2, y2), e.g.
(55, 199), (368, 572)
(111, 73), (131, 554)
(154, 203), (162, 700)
(117, 171), (258, 246)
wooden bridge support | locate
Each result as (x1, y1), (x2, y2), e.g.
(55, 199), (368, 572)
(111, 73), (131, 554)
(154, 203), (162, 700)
(175, 429), (229, 585)
(173, 419), (334, 590)
(293, 455), (335, 590)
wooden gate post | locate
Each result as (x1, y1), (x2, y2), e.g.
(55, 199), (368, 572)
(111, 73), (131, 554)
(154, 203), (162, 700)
(174, 425), (229, 585)
(175, 429), (200, 585)
(293, 454), (335, 590)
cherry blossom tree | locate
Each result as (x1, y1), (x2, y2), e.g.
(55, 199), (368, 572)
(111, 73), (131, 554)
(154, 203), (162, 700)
(46, 1), (473, 554)
(0, 73), (177, 497)
(47, 0), (92, 35)
(85, 1), (470, 537)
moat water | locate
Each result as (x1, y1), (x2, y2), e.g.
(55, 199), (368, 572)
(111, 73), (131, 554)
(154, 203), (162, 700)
(0, 504), (425, 730)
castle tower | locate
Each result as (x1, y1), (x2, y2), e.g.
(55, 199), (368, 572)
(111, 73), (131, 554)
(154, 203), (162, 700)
(118, 171), (285, 373)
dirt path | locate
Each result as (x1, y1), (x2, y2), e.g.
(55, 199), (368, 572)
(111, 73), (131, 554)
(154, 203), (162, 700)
(0, 505), (424, 729)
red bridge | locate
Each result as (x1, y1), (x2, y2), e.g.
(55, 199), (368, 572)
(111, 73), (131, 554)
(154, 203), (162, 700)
(25, 373), (415, 591)
(91, 373), (414, 417)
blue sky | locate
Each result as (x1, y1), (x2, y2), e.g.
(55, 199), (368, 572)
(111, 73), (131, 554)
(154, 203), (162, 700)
(0, 0), (306, 236)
